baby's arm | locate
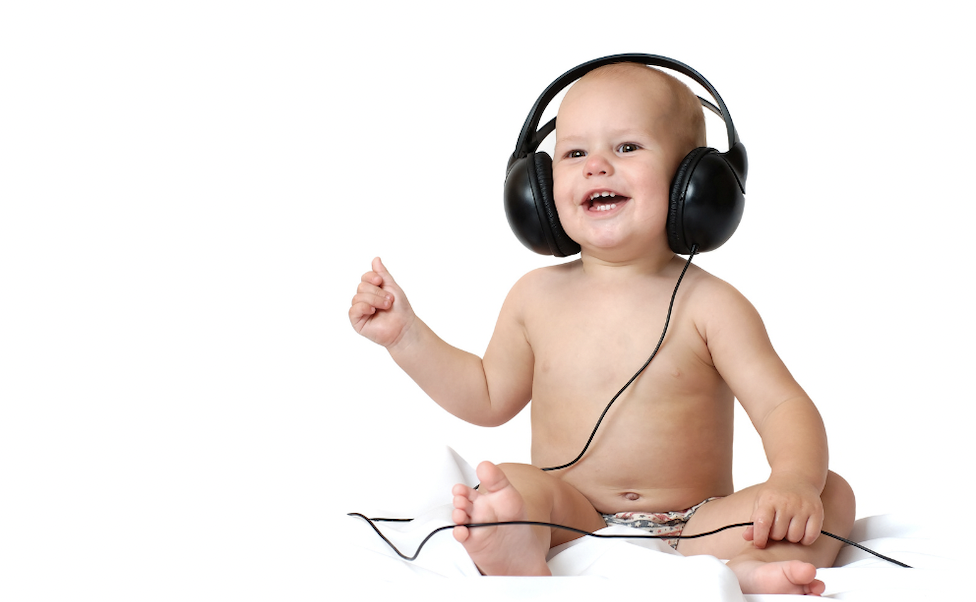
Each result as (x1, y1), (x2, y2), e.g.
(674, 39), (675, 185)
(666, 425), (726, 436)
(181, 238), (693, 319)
(745, 398), (827, 549)
(700, 281), (828, 549)
(349, 257), (534, 427)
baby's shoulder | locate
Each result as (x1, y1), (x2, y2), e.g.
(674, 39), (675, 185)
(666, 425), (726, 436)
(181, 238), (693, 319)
(510, 260), (580, 295)
(684, 267), (765, 331)
(686, 266), (746, 302)
(496, 261), (581, 319)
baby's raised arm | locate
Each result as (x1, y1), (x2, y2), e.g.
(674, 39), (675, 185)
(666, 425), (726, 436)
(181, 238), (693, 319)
(349, 257), (533, 427)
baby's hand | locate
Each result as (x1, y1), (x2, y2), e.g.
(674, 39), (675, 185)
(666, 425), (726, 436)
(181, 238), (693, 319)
(349, 257), (416, 348)
(744, 475), (824, 549)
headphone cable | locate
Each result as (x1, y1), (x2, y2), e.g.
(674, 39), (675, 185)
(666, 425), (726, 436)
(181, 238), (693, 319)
(349, 244), (911, 569)
(347, 513), (912, 568)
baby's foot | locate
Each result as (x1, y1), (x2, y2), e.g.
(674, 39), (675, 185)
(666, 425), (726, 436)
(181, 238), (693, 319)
(451, 461), (551, 576)
(728, 559), (825, 596)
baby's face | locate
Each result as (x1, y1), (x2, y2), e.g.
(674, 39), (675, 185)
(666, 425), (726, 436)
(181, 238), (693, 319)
(552, 71), (688, 258)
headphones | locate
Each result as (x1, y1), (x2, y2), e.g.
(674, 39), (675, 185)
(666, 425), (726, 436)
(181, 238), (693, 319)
(504, 53), (748, 257)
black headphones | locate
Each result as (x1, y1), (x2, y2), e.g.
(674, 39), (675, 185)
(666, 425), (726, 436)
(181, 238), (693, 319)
(504, 53), (748, 257)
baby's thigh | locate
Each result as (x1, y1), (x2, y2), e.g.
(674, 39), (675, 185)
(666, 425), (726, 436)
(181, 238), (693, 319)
(673, 486), (761, 558)
(496, 463), (606, 547)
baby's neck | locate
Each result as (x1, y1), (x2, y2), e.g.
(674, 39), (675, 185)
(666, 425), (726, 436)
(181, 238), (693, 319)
(579, 250), (679, 280)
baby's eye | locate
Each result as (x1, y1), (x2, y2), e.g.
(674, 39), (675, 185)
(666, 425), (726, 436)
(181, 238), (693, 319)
(618, 143), (640, 153)
(566, 149), (586, 159)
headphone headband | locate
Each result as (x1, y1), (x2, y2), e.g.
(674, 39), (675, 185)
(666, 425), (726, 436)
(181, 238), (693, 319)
(508, 53), (740, 177)
(504, 53), (747, 257)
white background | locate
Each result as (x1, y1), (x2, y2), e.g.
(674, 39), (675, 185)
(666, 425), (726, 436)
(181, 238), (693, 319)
(2, 1), (974, 598)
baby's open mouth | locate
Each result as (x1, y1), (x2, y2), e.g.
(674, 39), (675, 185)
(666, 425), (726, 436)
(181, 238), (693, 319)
(587, 191), (629, 212)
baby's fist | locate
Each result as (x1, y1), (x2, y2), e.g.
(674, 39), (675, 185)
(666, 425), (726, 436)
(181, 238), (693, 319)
(349, 257), (414, 348)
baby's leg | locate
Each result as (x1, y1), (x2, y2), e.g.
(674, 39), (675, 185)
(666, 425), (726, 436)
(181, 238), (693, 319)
(677, 471), (855, 596)
(451, 461), (606, 576)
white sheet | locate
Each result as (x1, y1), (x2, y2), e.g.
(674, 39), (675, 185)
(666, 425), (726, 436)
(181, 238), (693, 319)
(337, 446), (969, 600)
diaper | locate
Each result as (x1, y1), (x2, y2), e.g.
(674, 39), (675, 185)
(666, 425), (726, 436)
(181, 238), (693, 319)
(601, 497), (719, 549)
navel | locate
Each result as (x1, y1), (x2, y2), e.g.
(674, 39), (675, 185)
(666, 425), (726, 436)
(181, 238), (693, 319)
(621, 492), (641, 501)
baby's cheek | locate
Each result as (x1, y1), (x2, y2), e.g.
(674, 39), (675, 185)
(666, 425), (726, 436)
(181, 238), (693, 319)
(550, 169), (583, 237)
(552, 195), (577, 231)
(553, 192), (571, 213)
(551, 178), (568, 204)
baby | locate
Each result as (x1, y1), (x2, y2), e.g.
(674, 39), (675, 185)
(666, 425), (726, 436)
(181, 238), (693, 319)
(349, 61), (855, 596)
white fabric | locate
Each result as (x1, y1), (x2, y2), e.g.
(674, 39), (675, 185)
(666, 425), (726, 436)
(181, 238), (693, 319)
(338, 446), (968, 601)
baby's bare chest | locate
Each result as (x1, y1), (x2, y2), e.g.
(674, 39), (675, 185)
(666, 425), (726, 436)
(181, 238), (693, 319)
(526, 299), (728, 449)
(526, 287), (727, 430)
(526, 287), (708, 386)
(530, 312), (717, 413)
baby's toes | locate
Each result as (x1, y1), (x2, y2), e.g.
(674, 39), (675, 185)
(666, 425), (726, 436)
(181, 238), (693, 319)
(453, 487), (476, 514)
(452, 504), (474, 526)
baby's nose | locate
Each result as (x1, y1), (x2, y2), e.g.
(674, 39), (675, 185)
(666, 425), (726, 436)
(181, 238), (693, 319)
(585, 153), (612, 177)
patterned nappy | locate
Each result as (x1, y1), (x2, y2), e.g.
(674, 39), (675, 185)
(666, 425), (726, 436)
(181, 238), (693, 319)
(601, 497), (719, 549)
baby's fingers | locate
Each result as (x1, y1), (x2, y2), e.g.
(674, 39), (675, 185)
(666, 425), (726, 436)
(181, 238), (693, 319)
(360, 269), (384, 291)
(348, 299), (375, 324)
(361, 258), (390, 286)
(749, 507), (774, 549)
(359, 256), (395, 287)
(801, 514), (823, 546)
(349, 291), (392, 324)
(372, 256), (392, 280)
(355, 280), (394, 308)
(348, 291), (384, 320)
(361, 258), (407, 296)
(785, 515), (809, 544)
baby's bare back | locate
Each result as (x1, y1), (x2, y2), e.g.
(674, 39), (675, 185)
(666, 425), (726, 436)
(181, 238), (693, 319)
(520, 259), (737, 515)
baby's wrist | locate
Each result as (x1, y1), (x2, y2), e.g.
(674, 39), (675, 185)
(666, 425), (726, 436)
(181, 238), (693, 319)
(385, 315), (422, 356)
(766, 470), (824, 492)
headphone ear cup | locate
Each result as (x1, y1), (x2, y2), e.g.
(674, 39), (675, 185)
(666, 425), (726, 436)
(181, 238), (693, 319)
(668, 147), (745, 254)
(504, 152), (580, 257)
(530, 153), (580, 257)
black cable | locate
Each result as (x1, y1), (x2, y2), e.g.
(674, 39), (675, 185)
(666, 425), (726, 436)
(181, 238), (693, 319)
(347, 513), (912, 568)
(818, 530), (912, 568)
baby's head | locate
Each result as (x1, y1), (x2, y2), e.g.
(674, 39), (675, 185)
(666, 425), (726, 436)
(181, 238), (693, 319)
(564, 63), (705, 157)
(551, 63), (707, 257)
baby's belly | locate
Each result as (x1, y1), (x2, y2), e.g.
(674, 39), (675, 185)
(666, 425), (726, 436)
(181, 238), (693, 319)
(530, 349), (736, 513)
(566, 474), (727, 515)
(532, 407), (735, 514)
(556, 455), (733, 515)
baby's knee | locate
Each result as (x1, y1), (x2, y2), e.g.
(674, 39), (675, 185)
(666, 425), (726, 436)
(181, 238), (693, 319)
(495, 462), (546, 483)
(823, 471), (856, 528)
(495, 463), (579, 504)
